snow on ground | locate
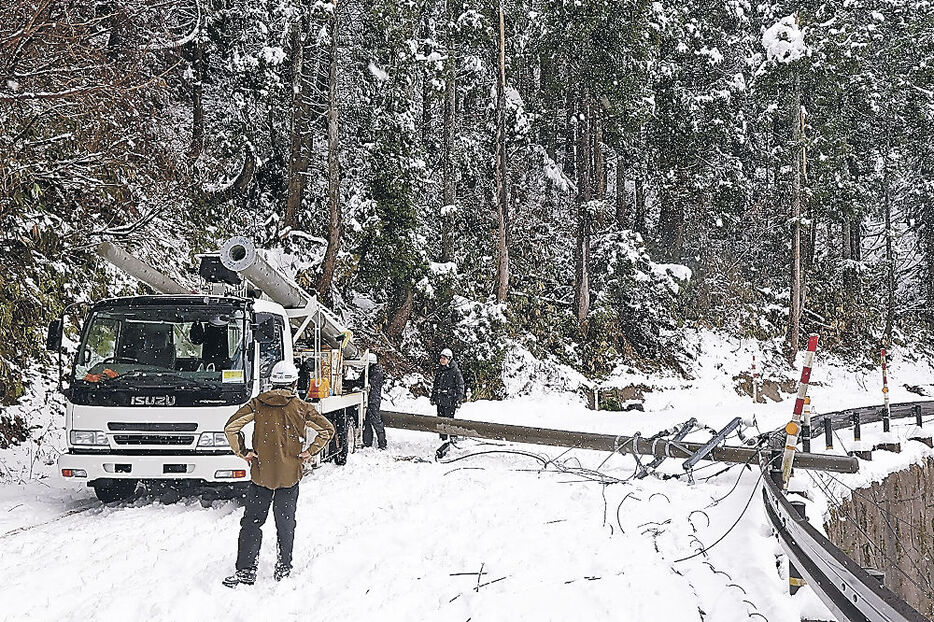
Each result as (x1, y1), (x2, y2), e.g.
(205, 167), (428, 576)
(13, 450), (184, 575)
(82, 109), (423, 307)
(1, 434), (797, 622)
(2, 330), (933, 622)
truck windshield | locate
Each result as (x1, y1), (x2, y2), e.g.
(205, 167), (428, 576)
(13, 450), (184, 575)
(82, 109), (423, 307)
(73, 303), (250, 389)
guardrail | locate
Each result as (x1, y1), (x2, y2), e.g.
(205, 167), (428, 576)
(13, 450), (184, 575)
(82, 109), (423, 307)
(761, 399), (932, 622)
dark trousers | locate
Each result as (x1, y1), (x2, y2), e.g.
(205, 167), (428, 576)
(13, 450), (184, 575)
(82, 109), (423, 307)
(236, 482), (299, 572)
(437, 399), (456, 440)
(363, 402), (386, 448)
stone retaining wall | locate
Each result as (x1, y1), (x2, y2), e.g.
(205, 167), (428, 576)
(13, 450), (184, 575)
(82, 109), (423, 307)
(824, 457), (934, 618)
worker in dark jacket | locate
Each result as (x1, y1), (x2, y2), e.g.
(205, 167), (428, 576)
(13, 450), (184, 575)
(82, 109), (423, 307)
(221, 361), (335, 588)
(431, 348), (465, 442)
(363, 352), (387, 449)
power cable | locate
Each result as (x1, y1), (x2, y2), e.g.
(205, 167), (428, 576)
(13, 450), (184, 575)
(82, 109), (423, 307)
(673, 454), (768, 564)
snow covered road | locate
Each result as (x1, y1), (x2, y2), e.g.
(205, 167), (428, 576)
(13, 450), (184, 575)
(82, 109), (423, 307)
(0, 429), (810, 622)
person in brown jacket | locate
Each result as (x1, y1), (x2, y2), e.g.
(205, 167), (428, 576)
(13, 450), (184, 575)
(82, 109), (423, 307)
(222, 360), (335, 587)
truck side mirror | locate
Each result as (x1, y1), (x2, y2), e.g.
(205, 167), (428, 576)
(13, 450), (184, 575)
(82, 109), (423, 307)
(46, 319), (63, 351)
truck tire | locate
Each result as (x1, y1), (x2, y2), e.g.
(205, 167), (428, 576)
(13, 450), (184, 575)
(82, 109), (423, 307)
(346, 411), (358, 456)
(92, 479), (138, 503)
(335, 410), (351, 466)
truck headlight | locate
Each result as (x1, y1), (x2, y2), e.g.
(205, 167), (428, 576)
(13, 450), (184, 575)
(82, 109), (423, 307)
(70, 430), (108, 446)
(198, 432), (230, 447)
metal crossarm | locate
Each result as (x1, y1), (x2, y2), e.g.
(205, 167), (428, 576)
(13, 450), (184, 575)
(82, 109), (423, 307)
(636, 418), (697, 479)
(682, 417), (742, 472)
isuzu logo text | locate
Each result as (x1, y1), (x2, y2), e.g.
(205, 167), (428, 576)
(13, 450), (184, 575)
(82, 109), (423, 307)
(130, 396), (177, 406)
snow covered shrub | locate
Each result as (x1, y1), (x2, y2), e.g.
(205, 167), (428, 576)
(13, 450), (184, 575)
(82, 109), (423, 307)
(584, 231), (690, 375)
(407, 263), (507, 400)
(0, 215), (73, 405)
(804, 258), (884, 356)
(681, 253), (787, 341)
(0, 413), (27, 449)
(448, 296), (508, 400)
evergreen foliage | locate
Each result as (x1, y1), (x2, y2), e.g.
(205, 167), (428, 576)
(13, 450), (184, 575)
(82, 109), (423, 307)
(3, 0), (934, 405)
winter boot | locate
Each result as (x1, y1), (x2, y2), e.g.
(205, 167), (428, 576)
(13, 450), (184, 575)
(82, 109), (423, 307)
(274, 564), (291, 581)
(435, 441), (451, 460)
(222, 569), (256, 588)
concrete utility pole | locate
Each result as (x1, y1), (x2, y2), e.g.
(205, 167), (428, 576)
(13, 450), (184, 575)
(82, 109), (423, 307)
(381, 411), (858, 473)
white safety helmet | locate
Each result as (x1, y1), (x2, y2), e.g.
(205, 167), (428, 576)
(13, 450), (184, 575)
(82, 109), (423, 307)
(367, 352), (378, 364)
(270, 361), (300, 386)
(440, 348), (453, 359)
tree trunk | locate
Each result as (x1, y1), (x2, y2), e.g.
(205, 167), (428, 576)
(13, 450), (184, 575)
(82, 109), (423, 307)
(851, 220), (862, 261)
(615, 151), (627, 228)
(189, 35), (204, 159)
(592, 112), (605, 230)
(492, 0), (509, 302)
(594, 116), (605, 200)
(926, 216), (934, 321)
(441, 52), (456, 264)
(634, 173), (646, 235)
(563, 82), (576, 178)
(573, 91), (592, 324)
(843, 219), (852, 260)
(387, 286), (414, 341)
(658, 189), (684, 259)
(802, 122), (812, 325)
(883, 108), (895, 345)
(785, 78), (803, 363)
(284, 14), (310, 229)
(541, 55), (557, 161)
(318, 1), (342, 297)
(422, 73), (432, 147)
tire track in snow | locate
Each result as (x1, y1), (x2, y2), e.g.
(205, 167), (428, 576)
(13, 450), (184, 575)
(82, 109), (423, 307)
(0, 499), (101, 540)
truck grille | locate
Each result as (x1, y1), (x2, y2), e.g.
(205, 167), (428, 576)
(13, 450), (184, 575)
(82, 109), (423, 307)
(113, 434), (195, 446)
(108, 423), (198, 432)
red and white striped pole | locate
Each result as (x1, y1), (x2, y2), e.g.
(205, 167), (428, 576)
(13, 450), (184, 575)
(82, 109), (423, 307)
(781, 334), (819, 488)
(752, 354), (759, 403)
(881, 348), (891, 433)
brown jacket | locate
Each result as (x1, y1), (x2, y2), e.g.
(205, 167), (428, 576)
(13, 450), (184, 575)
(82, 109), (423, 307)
(224, 389), (335, 490)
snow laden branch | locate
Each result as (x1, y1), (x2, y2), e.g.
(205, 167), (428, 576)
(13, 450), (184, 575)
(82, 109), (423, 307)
(141, 0), (201, 52)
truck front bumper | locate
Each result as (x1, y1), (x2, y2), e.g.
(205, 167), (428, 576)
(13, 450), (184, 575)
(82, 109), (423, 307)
(58, 452), (251, 484)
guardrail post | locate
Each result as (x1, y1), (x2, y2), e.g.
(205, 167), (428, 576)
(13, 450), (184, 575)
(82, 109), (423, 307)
(789, 500), (807, 595)
(802, 397), (812, 453)
(875, 415), (901, 452)
(909, 404), (933, 447)
(824, 417), (833, 450)
(865, 568), (885, 587)
(848, 412), (873, 460)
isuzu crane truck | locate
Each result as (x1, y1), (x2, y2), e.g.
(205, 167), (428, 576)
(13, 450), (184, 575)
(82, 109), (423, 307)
(47, 237), (369, 502)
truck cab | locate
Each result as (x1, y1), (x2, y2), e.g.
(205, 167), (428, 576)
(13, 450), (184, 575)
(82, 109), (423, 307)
(51, 240), (368, 503)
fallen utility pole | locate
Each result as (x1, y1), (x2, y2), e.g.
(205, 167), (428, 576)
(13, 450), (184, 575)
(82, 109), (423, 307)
(381, 411), (858, 474)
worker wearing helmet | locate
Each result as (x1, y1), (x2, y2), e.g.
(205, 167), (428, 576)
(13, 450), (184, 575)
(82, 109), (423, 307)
(431, 348), (465, 447)
(363, 352), (387, 450)
(222, 360), (335, 587)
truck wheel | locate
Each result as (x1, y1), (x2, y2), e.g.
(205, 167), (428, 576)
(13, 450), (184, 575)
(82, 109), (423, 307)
(93, 479), (138, 503)
(346, 413), (358, 456)
(335, 410), (351, 466)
